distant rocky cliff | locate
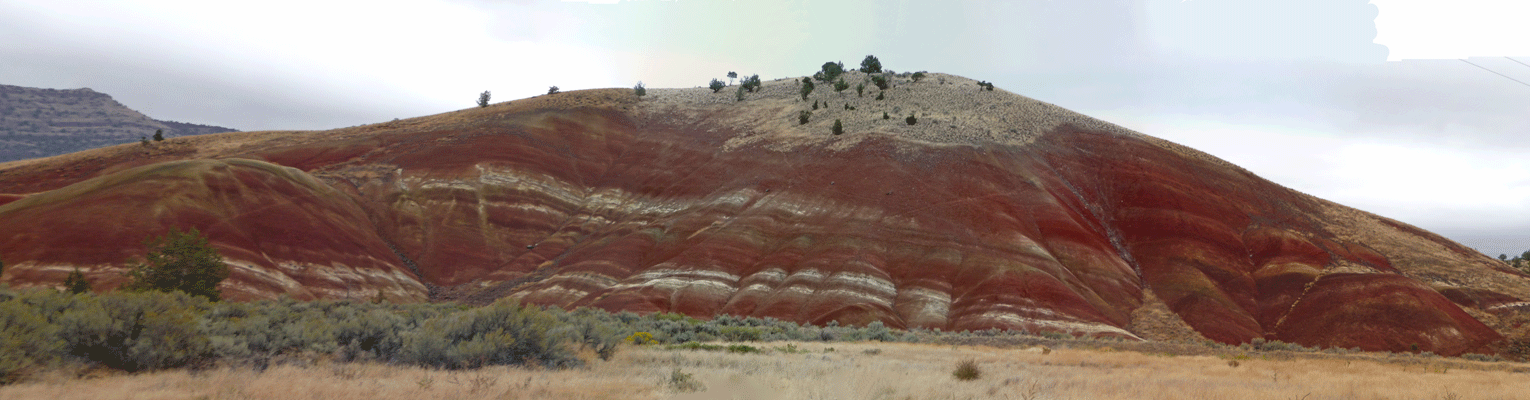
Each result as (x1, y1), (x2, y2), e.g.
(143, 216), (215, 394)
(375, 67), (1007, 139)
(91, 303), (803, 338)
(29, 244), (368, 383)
(0, 84), (236, 162)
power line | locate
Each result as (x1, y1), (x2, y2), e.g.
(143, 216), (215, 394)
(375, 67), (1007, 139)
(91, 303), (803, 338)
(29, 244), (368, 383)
(1508, 57), (1530, 69)
(1461, 59), (1530, 88)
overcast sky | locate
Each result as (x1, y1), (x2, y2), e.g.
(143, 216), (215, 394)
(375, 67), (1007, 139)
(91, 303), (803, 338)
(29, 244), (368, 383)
(2, 0), (1528, 257)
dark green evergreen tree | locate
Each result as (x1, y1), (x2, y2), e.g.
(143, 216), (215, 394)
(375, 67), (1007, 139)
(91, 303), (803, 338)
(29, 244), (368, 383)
(859, 55), (882, 73)
(123, 228), (229, 301)
(64, 268), (91, 294)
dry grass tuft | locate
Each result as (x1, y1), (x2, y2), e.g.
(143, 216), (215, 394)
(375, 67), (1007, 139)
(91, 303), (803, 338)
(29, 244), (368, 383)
(952, 358), (982, 381)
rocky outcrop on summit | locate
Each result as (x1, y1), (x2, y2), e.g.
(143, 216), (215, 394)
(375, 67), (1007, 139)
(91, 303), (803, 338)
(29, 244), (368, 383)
(0, 84), (236, 162)
(1, 73), (1524, 356)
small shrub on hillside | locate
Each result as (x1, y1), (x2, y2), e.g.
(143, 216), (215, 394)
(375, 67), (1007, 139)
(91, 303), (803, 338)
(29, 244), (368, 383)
(633, 82), (646, 97)
(709, 79), (726, 93)
(876, 91), (884, 100)
(870, 74), (889, 90)
(856, 82), (865, 97)
(977, 81), (995, 91)
(911, 71), (926, 82)
(833, 78), (849, 94)
(741, 74), (762, 92)
(905, 114), (917, 125)
(882, 112), (889, 119)
(800, 78), (815, 100)
(798, 110), (811, 125)
(477, 91), (491, 108)
(735, 85), (746, 101)
(832, 119), (843, 135)
(953, 359), (981, 381)
(547, 86), (560, 95)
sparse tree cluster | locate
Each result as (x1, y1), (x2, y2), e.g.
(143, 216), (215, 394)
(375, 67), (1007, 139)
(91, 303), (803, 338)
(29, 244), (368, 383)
(740, 74), (761, 92)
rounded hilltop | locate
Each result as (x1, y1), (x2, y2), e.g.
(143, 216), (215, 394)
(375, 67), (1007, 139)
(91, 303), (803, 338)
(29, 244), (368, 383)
(637, 64), (1139, 152)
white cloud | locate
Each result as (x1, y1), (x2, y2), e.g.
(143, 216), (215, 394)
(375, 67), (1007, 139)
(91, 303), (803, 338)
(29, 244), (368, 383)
(1373, 0), (1530, 60)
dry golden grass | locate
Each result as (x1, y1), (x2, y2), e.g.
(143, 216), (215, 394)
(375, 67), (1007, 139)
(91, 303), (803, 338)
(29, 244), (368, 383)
(4, 341), (1526, 400)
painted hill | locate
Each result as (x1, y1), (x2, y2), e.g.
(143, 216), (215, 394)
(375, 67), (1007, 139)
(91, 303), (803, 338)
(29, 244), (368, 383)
(0, 84), (237, 162)
(1, 72), (1525, 356)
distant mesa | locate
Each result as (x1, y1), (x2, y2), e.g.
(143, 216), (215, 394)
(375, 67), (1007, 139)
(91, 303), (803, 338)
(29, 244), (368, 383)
(0, 84), (237, 163)
(1, 71), (1524, 357)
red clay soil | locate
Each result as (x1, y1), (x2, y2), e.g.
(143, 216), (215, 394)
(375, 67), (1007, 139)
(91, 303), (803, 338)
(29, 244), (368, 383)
(0, 88), (1522, 355)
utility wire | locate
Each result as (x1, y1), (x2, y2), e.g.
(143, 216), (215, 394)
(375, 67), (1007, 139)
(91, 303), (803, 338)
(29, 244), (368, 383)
(1507, 57), (1530, 69)
(1461, 59), (1530, 88)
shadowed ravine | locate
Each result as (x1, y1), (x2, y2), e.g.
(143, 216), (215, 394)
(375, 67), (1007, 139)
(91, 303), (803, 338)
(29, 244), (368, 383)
(2, 74), (1526, 356)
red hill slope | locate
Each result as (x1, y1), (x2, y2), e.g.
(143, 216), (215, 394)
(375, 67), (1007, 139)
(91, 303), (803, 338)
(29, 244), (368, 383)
(2, 73), (1526, 355)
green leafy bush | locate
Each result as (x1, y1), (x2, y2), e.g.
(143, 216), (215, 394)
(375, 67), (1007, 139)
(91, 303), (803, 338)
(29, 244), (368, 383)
(832, 119), (843, 135)
(834, 78), (850, 94)
(477, 91), (491, 108)
(800, 78), (815, 100)
(911, 71), (926, 82)
(58, 291), (213, 372)
(741, 74), (762, 92)
(870, 75), (889, 90)
(798, 110), (811, 125)
(400, 298), (576, 369)
(633, 82), (646, 97)
(0, 297), (64, 383)
(709, 79), (726, 93)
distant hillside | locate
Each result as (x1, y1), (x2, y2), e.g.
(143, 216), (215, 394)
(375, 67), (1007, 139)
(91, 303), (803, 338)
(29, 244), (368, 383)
(2, 72), (1525, 356)
(0, 84), (236, 162)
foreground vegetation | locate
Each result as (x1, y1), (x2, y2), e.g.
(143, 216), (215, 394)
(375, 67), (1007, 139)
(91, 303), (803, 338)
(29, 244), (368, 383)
(4, 340), (1528, 400)
(0, 287), (912, 384)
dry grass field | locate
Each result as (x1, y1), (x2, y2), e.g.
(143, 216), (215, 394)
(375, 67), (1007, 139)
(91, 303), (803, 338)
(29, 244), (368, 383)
(3, 341), (1525, 400)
